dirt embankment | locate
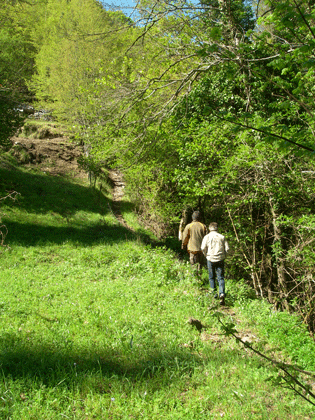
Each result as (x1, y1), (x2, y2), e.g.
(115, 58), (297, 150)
(10, 123), (87, 179)
(10, 123), (133, 231)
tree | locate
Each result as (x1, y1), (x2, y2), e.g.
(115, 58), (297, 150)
(0, 0), (41, 148)
(14, 0), (315, 329)
(30, 1), (135, 120)
(98, 0), (315, 154)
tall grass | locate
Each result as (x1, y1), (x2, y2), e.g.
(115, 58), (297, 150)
(0, 161), (314, 419)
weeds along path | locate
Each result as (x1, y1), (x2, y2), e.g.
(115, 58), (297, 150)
(108, 170), (135, 232)
(107, 169), (315, 404)
(1, 157), (315, 417)
(108, 172), (241, 322)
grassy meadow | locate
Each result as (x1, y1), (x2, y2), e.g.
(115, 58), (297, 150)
(0, 158), (314, 419)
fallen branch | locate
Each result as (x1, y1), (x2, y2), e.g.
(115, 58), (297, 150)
(214, 312), (315, 407)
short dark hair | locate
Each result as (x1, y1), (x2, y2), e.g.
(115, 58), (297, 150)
(209, 222), (218, 231)
(192, 211), (201, 221)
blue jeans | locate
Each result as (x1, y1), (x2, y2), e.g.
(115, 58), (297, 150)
(207, 260), (225, 296)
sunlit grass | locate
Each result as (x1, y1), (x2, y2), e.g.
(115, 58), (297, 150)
(0, 163), (314, 419)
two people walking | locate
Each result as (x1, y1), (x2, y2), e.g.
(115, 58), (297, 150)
(181, 211), (229, 305)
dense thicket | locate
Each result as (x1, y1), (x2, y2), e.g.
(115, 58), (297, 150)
(0, 0), (38, 147)
(123, 1), (315, 330)
(1, 0), (315, 331)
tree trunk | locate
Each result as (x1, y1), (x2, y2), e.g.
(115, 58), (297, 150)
(269, 197), (290, 311)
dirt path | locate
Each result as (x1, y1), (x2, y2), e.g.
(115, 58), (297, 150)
(108, 170), (135, 232)
(106, 173), (245, 333)
(11, 131), (134, 232)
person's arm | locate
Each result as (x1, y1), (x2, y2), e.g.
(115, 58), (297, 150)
(201, 235), (208, 256)
(182, 225), (190, 248)
(178, 218), (184, 241)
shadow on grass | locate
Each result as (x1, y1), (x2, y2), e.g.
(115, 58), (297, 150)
(0, 335), (241, 390)
(3, 213), (160, 247)
(1, 165), (157, 246)
(0, 165), (108, 217)
(2, 219), (137, 246)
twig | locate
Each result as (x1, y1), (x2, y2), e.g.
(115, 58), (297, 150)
(216, 315), (315, 406)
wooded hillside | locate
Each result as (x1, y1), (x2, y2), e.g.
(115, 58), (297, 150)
(1, 0), (315, 332)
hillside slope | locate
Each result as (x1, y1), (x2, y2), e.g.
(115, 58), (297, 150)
(0, 149), (315, 418)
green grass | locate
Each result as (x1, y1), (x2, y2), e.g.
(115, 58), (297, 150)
(16, 119), (68, 139)
(0, 160), (314, 419)
(233, 293), (315, 372)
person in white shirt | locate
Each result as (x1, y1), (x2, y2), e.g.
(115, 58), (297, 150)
(201, 222), (229, 305)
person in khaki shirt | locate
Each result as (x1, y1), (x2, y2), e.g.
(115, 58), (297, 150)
(182, 211), (207, 273)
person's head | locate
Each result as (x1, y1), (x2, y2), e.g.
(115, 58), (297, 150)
(192, 211), (201, 221)
(209, 222), (218, 231)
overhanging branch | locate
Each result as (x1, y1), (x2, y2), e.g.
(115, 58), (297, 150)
(215, 115), (315, 152)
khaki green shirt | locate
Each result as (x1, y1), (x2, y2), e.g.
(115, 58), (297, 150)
(182, 221), (207, 252)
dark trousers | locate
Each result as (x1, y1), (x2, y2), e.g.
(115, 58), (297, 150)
(207, 260), (225, 296)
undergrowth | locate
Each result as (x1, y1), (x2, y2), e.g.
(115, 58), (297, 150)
(0, 160), (314, 419)
(234, 292), (315, 372)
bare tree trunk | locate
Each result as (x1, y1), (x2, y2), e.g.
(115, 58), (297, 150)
(226, 205), (264, 297)
(269, 196), (290, 311)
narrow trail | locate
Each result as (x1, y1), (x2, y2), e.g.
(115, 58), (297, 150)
(107, 170), (307, 384)
(108, 171), (260, 339)
(108, 170), (135, 232)
(108, 170), (237, 308)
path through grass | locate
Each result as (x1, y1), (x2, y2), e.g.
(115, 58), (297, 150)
(0, 162), (314, 419)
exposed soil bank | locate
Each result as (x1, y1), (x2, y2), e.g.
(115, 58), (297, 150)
(10, 136), (87, 179)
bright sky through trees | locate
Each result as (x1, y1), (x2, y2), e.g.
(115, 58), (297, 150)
(101, 0), (136, 17)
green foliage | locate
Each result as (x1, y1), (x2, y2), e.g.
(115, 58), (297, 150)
(0, 1), (38, 90)
(237, 298), (315, 372)
(215, 310), (315, 407)
(0, 96), (26, 150)
(0, 163), (315, 417)
(29, 0), (145, 151)
(0, 0), (45, 149)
